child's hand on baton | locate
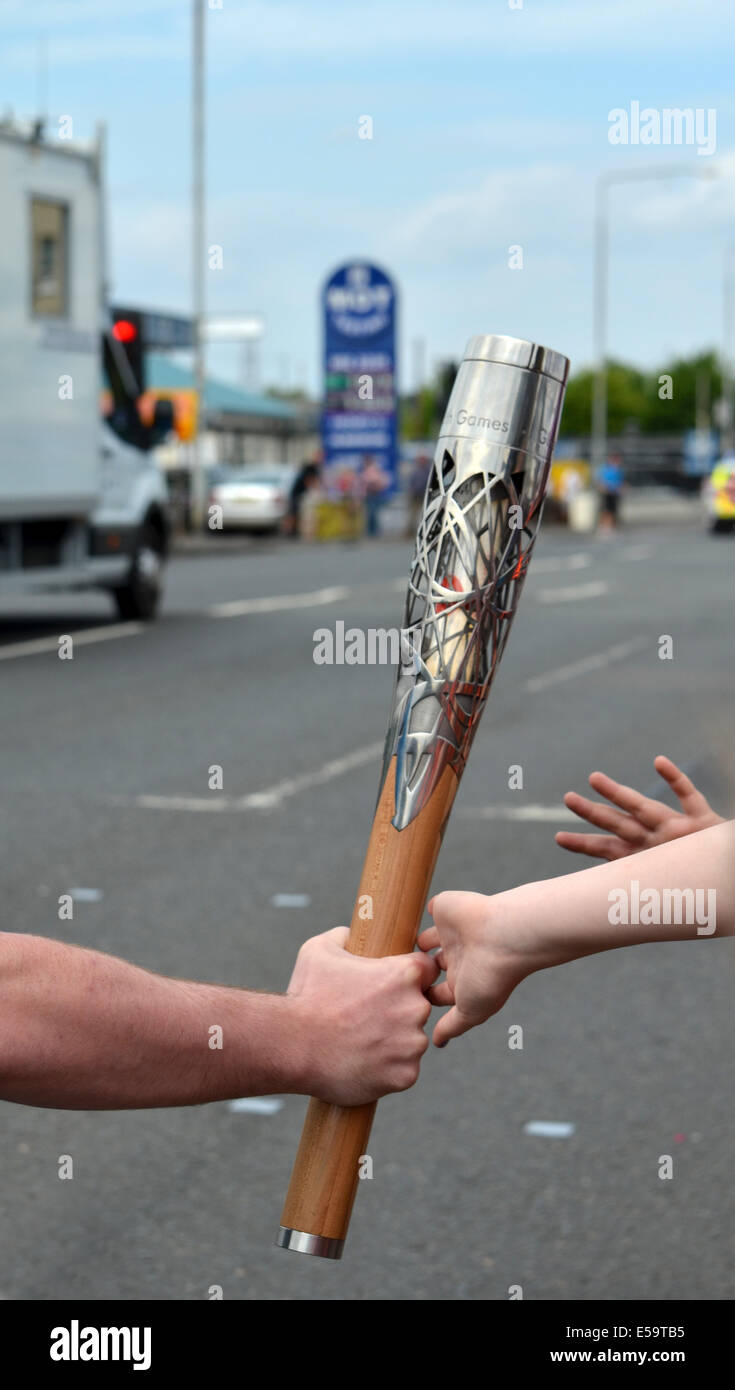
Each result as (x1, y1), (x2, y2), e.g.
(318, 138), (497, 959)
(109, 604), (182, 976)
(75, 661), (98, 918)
(418, 891), (552, 1046)
(421, 821), (734, 1047)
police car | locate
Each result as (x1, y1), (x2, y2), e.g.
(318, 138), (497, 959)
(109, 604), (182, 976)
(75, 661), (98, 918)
(704, 456), (735, 533)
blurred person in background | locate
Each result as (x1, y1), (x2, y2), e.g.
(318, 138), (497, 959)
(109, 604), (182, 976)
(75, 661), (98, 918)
(286, 458), (322, 538)
(331, 459), (362, 539)
(359, 453), (390, 537)
(332, 460), (358, 502)
(560, 464), (583, 518)
(596, 451), (625, 531)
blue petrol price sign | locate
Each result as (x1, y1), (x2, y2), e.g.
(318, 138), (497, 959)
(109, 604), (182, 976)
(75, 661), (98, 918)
(322, 262), (398, 492)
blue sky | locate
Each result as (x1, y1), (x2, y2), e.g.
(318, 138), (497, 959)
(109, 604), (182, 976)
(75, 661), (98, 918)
(2, 0), (734, 393)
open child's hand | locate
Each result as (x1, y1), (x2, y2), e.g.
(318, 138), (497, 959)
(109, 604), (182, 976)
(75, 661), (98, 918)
(555, 756), (723, 863)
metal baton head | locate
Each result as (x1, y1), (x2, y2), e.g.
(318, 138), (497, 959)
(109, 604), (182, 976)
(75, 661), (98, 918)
(382, 333), (570, 830)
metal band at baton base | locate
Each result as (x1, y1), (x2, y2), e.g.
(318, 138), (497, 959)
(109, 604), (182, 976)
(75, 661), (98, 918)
(275, 1226), (344, 1259)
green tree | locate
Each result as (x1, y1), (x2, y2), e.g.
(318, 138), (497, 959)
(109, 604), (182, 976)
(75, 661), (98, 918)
(559, 353), (723, 438)
(402, 350), (725, 444)
(558, 368), (594, 436)
(401, 361), (457, 441)
(639, 351), (721, 433)
(402, 386), (438, 441)
(560, 361), (647, 437)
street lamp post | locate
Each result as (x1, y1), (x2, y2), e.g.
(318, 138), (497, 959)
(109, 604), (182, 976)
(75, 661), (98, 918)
(191, 0), (206, 530)
(721, 242), (735, 456)
(591, 163), (717, 474)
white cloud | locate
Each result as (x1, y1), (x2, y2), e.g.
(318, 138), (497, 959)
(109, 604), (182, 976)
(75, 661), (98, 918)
(215, 0), (727, 60)
(107, 153), (733, 381)
(3, 0), (723, 66)
(3, 35), (186, 69)
(624, 152), (735, 233)
(377, 149), (734, 272)
(0, 0), (185, 68)
(0, 0), (180, 26)
(382, 163), (587, 266)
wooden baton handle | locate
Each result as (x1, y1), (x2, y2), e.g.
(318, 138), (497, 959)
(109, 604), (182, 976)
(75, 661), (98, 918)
(279, 757), (458, 1251)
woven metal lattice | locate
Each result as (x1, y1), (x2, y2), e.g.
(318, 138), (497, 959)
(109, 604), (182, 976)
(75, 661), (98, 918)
(382, 449), (546, 829)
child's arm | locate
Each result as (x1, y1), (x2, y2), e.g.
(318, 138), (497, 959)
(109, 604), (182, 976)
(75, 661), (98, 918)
(0, 928), (438, 1109)
(556, 755), (723, 862)
(419, 820), (734, 1046)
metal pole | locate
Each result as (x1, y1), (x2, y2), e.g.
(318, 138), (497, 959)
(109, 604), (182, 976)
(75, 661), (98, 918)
(412, 336), (426, 394)
(591, 177), (609, 474)
(723, 244), (735, 455)
(695, 366), (709, 434)
(191, 0), (206, 529)
(591, 163), (718, 476)
(95, 122), (109, 312)
(37, 37), (49, 128)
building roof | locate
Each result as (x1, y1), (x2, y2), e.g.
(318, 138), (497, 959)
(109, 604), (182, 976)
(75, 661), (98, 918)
(147, 354), (307, 422)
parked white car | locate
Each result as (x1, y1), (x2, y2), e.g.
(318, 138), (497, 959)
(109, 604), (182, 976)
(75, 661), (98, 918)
(209, 465), (296, 533)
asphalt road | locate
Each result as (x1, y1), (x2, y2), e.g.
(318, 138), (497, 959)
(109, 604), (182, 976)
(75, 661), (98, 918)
(1, 516), (734, 1302)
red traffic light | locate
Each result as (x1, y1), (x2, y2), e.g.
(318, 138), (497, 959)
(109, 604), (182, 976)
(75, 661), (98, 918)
(112, 319), (138, 343)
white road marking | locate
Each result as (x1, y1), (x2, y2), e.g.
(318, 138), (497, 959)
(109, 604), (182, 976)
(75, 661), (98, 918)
(70, 887), (103, 902)
(523, 635), (649, 693)
(271, 893), (311, 908)
(238, 741), (383, 810)
(530, 552), (591, 574)
(0, 622), (143, 661)
(126, 741), (384, 813)
(536, 580), (609, 604)
(456, 805), (578, 822)
(134, 794), (231, 812)
(524, 1121), (575, 1139)
(208, 585), (349, 618)
(116, 624), (650, 817)
(228, 1097), (284, 1116)
(0, 576), (404, 664)
(621, 544), (654, 561)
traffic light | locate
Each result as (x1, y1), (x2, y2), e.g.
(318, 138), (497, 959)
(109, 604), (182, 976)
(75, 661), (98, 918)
(111, 317), (137, 345)
(108, 307), (145, 396)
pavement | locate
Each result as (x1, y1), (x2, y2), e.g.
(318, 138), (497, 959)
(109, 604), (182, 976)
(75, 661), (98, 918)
(169, 489), (704, 556)
(1, 512), (734, 1302)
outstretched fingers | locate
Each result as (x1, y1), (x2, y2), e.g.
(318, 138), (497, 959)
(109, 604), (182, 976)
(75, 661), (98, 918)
(585, 771), (668, 831)
(653, 754), (710, 815)
(563, 788), (642, 842)
(555, 829), (630, 861)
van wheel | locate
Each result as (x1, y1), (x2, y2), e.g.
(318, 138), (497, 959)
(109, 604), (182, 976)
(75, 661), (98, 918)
(112, 523), (165, 620)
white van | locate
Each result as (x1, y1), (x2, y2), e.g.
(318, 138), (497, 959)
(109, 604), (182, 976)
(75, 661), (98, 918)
(0, 121), (171, 618)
